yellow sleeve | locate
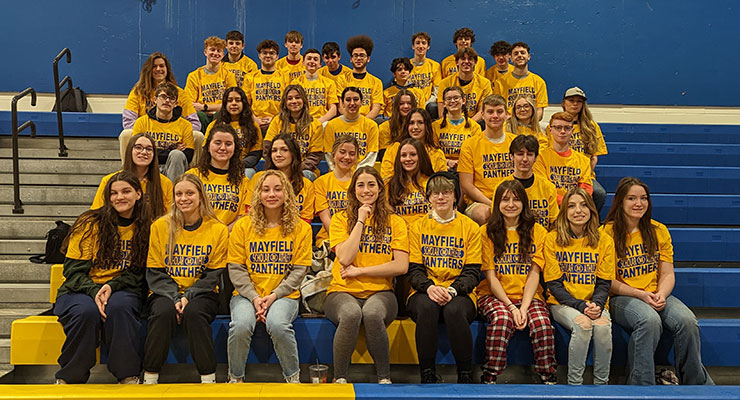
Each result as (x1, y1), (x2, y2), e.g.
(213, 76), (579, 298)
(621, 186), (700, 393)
(204, 120), (215, 144)
(466, 219), (482, 264)
(532, 153), (547, 179)
(227, 217), (248, 265)
(206, 223), (229, 270)
(596, 235), (616, 280)
(475, 58), (487, 76)
(236, 180), (250, 217)
(323, 120), (336, 153)
(593, 121), (608, 156)
(390, 215), (410, 253)
(294, 221), (313, 267)
(226, 70), (237, 89)
(657, 223), (674, 263)
(371, 77), (384, 106)
(147, 218), (167, 269)
(547, 185), (560, 228)
(534, 76), (548, 108)
(91, 173), (112, 210)
(161, 175), (173, 212)
(327, 79), (338, 105)
(480, 225), (494, 271)
(492, 79), (504, 97)
(242, 72), (254, 103)
(313, 176), (329, 212)
(380, 142), (398, 180)
(367, 119), (379, 153)
(457, 137), (474, 174)
(578, 156), (592, 185)
(531, 225), (546, 269)
(124, 87), (142, 114)
(181, 120), (194, 149)
(132, 116), (147, 135)
(185, 71), (200, 104)
(431, 148), (448, 172)
(243, 172), (259, 209)
(65, 224), (96, 260)
(408, 219), (422, 264)
(300, 179), (315, 220)
(177, 87), (197, 119)
(265, 118), (280, 142)
(309, 120), (324, 153)
(329, 211), (349, 250)
(542, 232), (562, 282)
(378, 121), (391, 150)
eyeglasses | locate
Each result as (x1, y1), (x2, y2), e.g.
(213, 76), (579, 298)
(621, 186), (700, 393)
(133, 144), (154, 154)
(550, 124), (573, 132)
(429, 190), (454, 198)
(515, 104), (533, 110)
(156, 94), (176, 103)
(444, 95), (462, 103)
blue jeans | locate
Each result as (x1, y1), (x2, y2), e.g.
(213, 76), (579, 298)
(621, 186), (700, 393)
(610, 295), (713, 385)
(551, 304), (612, 385)
(227, 295), (299, 380)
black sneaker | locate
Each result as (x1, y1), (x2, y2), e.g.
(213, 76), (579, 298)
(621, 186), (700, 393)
(480, 373), (496, 384)
(420, 368), (440, 384)
(541, 374), (557, 385)
(458, 370), (474, 384)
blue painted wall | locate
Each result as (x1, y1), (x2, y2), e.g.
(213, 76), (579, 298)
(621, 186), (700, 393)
(1, 0), (737, 106)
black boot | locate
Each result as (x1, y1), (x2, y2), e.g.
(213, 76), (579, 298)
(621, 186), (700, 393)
(458, 370), (474, 384)
(420, 367), (439, 384)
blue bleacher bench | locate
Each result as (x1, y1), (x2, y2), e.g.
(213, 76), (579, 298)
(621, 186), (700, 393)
(601, 142), (740, 167)
(600, 123), (740, 144)
(600, 194), (740, 225)
(595, 165), (740, 195)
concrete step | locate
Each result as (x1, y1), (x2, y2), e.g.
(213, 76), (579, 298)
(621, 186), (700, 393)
(0, 339), (9, 364)
(0, 204), (89, 218)
(0, 218), (74, 240)
(0, 260), (53, 283)
(0, 186), (96, 205)
(0, 173), (105, 186)
(0, 308), (49, 337)
(0, 136), (119, 151)
(0, 147), (120, 160)
(0, 283), (50, 304)
(0, 240), (45, 255)
(0, 159), (120, 175)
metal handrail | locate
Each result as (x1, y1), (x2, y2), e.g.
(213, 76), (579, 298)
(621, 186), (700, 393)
(52, 48), (71, 157)
(11, 88), (37, 214)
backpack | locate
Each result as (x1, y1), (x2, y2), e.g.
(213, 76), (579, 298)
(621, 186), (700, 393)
(299, 271), (332, 314)
(29, 221), (71, 264)
(52, 87), (88, 112)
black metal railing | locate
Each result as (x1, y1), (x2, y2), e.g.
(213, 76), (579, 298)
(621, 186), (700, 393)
(52, 48), (71, 157)
(11, 88), (37, 214)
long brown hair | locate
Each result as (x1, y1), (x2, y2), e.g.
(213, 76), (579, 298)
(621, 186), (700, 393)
(248, 170), (299, 237)
(486, 180), (535, 258)
(554, 187), (600, 248)
(123, 133), (166, 218)
(507, 94), (543, 135)
(197, 123), (244, 187)
(562, 96), (599, 155)
(213, 87), (259, 153)
(395, 108), (439, 148)
(264, 133), (304, 195)
(64, 171), (151, 273)
(277, 84), (313, 144)
(133, 52), (177, 100)
(603, 177), (658, 260)
(346, 167), (392, 240)
(387, 138), (433, 208)
(165, 173), (218, 266)
(388, 89), (417, 141)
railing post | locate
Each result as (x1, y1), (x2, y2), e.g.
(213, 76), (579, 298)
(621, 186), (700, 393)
(11, 88), (37, 214)
(53, 48), (71, 158)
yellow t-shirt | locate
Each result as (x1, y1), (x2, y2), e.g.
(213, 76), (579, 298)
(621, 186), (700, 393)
(147, 216), (229, 293)
(223, 54), (258, 88)
(408, 58), (442, 105)
(327, 212), (409, 298)
(313, 171), (352, 244)
(381, 85), (425, 117)
(184, 66), (237, 106)
(387, 176), (429, 227)
(532, 147), (592, 200)
(543, 231), (616, 305)
(318, 65), (353, 89)
(123, 86), (197, 124)
(485, 64), (513, 86)
(323, 116), (379, 157)
(243, 69), (289, 119)
(438, 73), (492, 116)
(132, 115), (194, 151)
(228, 218), (312, 299)
(600, 221), (673, 293)
(65, 223), (135, 284)
(185, 167), (248, 226)
(546, 120), (608, 157)
(265, 118), (323, 159)
(493, 71), (549, 114)
(380, 141), (447, 180)
(457, 132), (516, 200)
(336, 72), (384, 116)
(491, 176), (559, 231)
(432, 117), (482, 160)
(292, 74), (338, 120)
(378, 120), (394, 151)
(504, 120), (549, 151)
(476, 224), (547, 301)
(91, 171), (173, 213)
(276, 56), (306, 82)
(408, 212), (482, 302)
(246, 171), (315, 221)
(440, 54), (486, 78)
(204, 119), (264, 158)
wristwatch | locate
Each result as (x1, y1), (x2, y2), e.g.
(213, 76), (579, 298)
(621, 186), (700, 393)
(447, 286), (457, 298)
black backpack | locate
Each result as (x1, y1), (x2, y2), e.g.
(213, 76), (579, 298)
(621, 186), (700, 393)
(52, 87), (88, 112)
(29, 221), (71, 264)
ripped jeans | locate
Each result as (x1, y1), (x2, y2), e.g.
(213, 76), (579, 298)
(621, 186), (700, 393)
(551, 304), (612, 385)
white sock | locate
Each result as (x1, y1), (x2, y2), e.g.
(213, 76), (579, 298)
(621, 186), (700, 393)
(201, 373), (216, 384)
(143, 372), (159, 385)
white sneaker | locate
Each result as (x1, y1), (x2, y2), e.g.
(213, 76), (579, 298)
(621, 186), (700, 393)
(143, 372), (159, 385)
(378, 378), (392, 384)
(201, 373), (216, 384)
(120, 376), (140, 384)
(334, 378), (348, 384)
(54, 379), (67, 385)
(285, 372), (301, 383)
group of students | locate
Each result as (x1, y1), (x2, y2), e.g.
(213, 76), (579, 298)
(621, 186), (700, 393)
(51, 26), (713, 387)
